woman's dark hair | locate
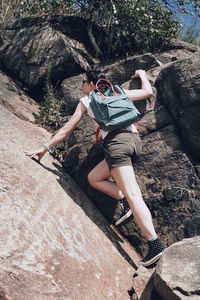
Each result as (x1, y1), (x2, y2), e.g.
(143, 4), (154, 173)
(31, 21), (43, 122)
(86, 69), (106, 84)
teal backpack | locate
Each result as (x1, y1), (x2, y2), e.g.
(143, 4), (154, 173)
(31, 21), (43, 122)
(90, 78), (140, 131)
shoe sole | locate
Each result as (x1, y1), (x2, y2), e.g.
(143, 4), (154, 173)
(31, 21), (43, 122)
(115, 210), (133, 226)
(139, 251), (164, 267)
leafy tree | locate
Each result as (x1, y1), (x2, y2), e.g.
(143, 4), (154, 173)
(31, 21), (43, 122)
(13, 0), (75, 18)
(0, 0), (199, 57)
(74, 0), (181, 55)
(0, 0), (21, 21)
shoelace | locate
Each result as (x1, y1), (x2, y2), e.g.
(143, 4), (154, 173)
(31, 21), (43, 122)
(120, 200), (130, 214)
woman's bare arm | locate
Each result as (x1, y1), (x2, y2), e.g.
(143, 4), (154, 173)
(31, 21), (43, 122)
(25, 101), (87, 161)
(124, 70), (153, 101)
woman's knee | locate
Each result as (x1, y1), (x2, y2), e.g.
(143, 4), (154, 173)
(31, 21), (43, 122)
(87, 170), (96, 187)
(88, 159), (111, 187)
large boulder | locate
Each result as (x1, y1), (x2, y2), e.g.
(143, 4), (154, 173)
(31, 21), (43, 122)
(0, 72), (137, 300)
(100, 53), (160, 84)
(0, 71), (40, 122)
(154, 39), (200, 65)
(132, 237), (200, 300)
(60, 74), (85, 114)
(164, 39), (200, 53)
(155, 52), (200, 162)
(154, 236), (200, 300)
(0, 15), (106, 94)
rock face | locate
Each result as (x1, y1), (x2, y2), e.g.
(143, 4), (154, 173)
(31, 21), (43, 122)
(101, 53), (160, 84)
(0, 15), (107, 94)
(165, 39), (200, 53)
(156, 52), (200, 162)
(60, 74), (86, 114)
(0, 73), (137, 299)
(0, 71), (40, 122)
(154, 236), (200, 300)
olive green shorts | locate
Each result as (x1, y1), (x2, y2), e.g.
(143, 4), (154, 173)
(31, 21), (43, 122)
(103, 130), (142, 170)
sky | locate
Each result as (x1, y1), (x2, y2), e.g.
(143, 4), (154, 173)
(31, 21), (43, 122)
(180, 14), (200, 35)
(177, 3), (200, 37)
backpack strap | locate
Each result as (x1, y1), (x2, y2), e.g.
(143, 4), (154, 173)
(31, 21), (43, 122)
(95, 78), (120, 98)
(92, 116), (102, 143)
(95, 126), (101, 143)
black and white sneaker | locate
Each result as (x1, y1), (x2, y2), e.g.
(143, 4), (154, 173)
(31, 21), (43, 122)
(140, 238), (165, 267)
(115, 198), (133, 226)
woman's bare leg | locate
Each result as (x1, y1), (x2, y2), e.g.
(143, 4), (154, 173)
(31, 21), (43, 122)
(88, 160), (157, 239)
(111, 165), (157, 240)
(87, 159), (124, 200)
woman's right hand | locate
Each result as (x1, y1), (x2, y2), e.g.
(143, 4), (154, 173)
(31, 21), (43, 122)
(132, 69), (146, 78)
(24, 147), (46, 162)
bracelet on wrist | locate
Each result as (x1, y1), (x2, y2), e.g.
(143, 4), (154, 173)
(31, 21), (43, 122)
(43, 143), (54, 154)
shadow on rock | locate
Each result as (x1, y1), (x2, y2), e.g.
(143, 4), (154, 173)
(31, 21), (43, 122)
(32, 157), (138, 269)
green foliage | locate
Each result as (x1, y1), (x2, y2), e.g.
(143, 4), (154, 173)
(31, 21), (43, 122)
(0, 0), (199, 56)
(61, 0), (182, 54)
(0, 0), (21, 21)
(108, 1), (181, 53)
(37, 82), (66, 131)
(35, 79), (67, 161)
(13, 0), (75, 18)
